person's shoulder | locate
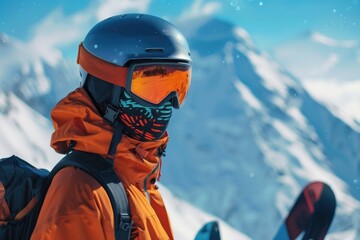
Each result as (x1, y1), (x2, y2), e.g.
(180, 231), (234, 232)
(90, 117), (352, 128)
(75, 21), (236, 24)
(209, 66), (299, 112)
(52, 166), (101, 189)
(32, 167), (114, 240)
(48, 166), (108, 205)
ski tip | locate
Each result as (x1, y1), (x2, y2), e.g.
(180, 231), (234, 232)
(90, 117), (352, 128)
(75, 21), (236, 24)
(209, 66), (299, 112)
(194, 221), (221, 240)
(306, 181), (337, 210)
(281, 181), (337, 240)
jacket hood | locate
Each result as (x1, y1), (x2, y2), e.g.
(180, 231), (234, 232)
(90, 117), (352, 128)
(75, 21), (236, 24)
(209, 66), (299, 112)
(50, 88), (169, 183)
(51, 88), (169, 155)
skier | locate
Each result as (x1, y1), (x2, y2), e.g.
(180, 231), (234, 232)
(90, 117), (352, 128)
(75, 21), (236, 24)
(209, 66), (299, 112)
(31, 13), (192, 240)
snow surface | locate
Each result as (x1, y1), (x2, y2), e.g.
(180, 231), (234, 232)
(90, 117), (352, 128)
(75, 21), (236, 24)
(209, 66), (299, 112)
(0, 91), (61, 168)
(160, 184), (250, 240)
(1, 16), (360, 240)
(303, 79), (360, 133)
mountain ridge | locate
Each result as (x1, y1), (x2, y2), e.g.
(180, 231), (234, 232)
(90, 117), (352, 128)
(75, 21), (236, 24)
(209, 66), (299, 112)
(166, 17), (360, 239)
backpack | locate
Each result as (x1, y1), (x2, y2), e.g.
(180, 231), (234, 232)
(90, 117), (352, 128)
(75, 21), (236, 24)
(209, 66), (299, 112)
(0, 150), (132, 240)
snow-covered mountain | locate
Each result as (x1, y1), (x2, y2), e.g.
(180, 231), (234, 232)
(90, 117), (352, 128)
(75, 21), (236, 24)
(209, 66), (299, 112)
(271, 31), (360, 132)
(163, 18), (360, 239)
(0, 33), (78, 117)
(1, 17), (360, 239)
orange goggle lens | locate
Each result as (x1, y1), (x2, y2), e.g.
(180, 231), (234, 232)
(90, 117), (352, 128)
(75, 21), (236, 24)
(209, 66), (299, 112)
(129, 63), (191, 107)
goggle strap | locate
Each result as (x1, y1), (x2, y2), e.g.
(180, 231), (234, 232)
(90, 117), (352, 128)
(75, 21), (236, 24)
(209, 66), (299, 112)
(111, 85), (122, 107)
(77, 43), (127, 87)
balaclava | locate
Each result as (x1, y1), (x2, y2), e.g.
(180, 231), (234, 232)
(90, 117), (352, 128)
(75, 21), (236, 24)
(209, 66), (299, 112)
(118, 91), (172, 141)
(84, 74), (172, 141)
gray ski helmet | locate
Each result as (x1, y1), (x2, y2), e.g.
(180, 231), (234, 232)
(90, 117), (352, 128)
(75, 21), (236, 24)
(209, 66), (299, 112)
(79, 13), (191, 83)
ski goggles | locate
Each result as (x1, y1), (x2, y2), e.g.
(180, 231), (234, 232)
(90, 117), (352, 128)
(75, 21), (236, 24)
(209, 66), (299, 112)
(77, 43), (191, 108)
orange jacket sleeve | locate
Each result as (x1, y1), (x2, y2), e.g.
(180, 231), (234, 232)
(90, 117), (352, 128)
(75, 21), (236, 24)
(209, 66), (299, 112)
(31, 167), (115, 240)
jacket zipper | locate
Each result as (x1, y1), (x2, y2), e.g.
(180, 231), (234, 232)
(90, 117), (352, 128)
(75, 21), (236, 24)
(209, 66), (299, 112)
(143, 162), (160, 202)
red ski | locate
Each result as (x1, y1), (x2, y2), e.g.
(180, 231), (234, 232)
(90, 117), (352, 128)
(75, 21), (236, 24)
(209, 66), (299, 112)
(273, 181), (336, 240)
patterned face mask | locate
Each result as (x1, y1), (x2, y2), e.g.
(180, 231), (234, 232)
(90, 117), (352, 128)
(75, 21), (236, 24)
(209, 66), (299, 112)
(118, 91), (173, 141)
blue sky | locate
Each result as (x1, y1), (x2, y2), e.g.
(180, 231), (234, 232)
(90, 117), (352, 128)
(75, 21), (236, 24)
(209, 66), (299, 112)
(0, 0), (359, 59)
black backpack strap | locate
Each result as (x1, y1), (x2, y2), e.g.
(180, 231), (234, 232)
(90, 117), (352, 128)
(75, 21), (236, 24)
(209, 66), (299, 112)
(50, 151), (132, 240)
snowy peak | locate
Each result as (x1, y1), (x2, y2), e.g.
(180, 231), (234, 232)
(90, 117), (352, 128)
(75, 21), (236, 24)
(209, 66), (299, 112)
(188, 17), (253, 44)
(0, 32), (78, 116)
(178, 17), (255, 55)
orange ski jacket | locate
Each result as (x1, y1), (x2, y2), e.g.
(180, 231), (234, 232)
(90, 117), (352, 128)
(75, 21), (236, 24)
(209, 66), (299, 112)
(31, 88), (174, 240)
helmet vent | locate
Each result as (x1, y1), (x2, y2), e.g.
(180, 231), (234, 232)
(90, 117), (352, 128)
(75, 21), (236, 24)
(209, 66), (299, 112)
(145, 48), (164, 53)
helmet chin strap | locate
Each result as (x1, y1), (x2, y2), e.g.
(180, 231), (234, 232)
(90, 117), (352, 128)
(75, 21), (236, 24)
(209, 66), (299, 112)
(104, 85), (124, 159)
